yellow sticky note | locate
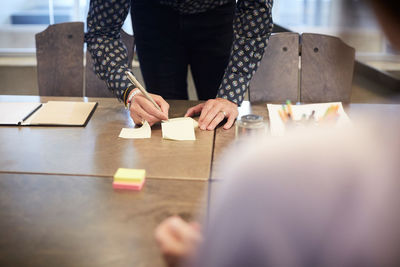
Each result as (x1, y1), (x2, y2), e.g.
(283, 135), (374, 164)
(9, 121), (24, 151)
(113, 168), (146, 183)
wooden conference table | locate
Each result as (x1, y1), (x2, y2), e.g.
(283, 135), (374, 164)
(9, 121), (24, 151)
(0, 96), (214, 180)
(0, 95), (399, 266)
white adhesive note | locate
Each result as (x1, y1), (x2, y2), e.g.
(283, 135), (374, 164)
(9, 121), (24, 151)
(166, 117), (198, 128)
(162, 117), (196, 141)
(119, 121), (151, 139)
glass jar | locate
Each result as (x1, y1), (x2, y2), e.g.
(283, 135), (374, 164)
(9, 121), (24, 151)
(235, 114), (267, 138)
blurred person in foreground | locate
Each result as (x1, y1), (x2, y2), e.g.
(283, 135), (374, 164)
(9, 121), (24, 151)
(155, 117), (400, 267)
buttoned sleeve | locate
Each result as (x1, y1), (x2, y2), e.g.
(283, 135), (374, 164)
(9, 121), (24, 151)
(217, 0), (273, 105)
(85, 0), (133, 102)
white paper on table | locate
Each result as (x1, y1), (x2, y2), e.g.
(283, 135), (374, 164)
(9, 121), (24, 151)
(161, 117), (196, 141)
(267, 102), (352, 136)
(0, 102), (42, 125)
(119, 121), (151, 139)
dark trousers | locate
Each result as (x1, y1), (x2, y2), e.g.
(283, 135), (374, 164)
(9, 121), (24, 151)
(131, 0), (235, 100)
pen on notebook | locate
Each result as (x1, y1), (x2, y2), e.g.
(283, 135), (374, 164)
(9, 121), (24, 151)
(125, 71), (168, 121)
(20, 103), (43, 125)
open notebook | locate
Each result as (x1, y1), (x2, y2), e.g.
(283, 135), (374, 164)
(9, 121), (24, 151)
(0, 101), (97, 126)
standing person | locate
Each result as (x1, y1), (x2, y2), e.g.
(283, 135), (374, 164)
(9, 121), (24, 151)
(85, 0), (273, 130)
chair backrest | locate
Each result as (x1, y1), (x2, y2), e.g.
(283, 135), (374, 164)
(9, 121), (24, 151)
(85, 30), (135, 97)
(300, 33), (355, 103)
(36, 22), (84, 96)
(249, 32), (299, 103)
(249, 33), (355, 103)
(35, 22), (134, 97)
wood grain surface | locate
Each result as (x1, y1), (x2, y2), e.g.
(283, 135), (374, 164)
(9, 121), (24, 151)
(1, 97), (399, 267)
(0, 173), (207, 267)
(211, 102), (268, 179)
(0, 96), (214, 180)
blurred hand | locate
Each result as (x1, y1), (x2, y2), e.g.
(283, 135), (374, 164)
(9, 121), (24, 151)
(185, 98), (238, 130)
(155, 216), (203, 267)
(129, 90), (169, 126)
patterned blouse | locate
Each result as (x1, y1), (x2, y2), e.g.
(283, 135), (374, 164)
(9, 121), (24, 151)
(85, 0), (273, 105)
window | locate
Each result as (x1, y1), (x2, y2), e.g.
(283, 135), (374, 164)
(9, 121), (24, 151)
(0, 0), (89, 53)
(273, 0), (400, 79)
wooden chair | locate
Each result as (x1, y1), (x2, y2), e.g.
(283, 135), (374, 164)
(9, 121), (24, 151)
(36, 22), (84, 96)
(300, 33), (355, 103)
(249, 32), (355, 103)
(35, 22), (134, 97)
(249, 32), (299, 103)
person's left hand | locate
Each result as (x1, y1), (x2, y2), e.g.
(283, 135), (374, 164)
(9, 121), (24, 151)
(184, 98), (238, 130)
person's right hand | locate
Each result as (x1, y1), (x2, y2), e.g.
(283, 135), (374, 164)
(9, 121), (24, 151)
(129, 90), (169, 126)
(155, 216), (203, 267)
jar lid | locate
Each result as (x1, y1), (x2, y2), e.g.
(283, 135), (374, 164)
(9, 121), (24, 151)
(241, 114), (264, 123)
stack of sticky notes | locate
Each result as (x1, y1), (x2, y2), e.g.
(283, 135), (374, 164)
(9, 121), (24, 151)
(113, 168), (146, 190)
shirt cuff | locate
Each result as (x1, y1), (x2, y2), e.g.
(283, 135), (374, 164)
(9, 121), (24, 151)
(217, 73), (249, 105)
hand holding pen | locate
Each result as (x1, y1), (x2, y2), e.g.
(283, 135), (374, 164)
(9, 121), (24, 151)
(125, 71), (169, 126)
